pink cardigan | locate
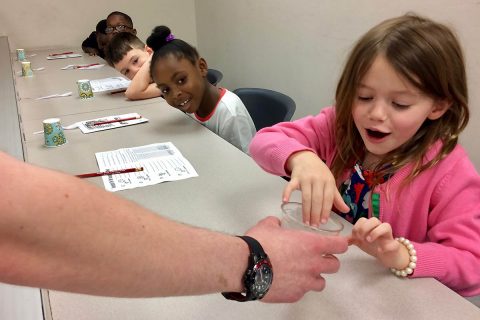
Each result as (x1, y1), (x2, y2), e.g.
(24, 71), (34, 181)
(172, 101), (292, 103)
(250, 106), (480, 297)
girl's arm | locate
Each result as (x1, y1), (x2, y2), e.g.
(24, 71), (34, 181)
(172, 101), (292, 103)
(352, 153), (480, 296)
(250, 107), (348, 226)
(249, 107), (336, 176)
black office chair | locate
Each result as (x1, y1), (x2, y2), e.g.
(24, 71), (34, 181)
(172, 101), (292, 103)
(233, 87), (296, 131)
(206, 69), (223, 86)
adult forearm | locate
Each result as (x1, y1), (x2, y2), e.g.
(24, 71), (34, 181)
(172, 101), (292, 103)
(0, 153), (246, 297)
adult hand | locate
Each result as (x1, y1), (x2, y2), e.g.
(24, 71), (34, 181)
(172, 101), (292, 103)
(283, 151), (349, 226)
(246, 216), (348, 303)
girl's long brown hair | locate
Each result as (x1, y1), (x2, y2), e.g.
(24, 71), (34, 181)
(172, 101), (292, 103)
(332, 13), (469, 185)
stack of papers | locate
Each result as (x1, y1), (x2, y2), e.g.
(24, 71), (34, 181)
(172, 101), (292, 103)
(90, 77), (131, 93)
(95, 142), (198, 192)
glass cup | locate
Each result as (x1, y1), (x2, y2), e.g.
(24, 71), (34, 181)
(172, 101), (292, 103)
(281, 201), (344, 235)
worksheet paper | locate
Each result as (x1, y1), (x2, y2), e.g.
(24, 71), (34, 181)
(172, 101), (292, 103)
(90, 77), (131, 93)
(95, 142), (198, 192)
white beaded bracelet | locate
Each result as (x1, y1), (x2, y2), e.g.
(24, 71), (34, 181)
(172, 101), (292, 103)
(390, 237), (417, 277)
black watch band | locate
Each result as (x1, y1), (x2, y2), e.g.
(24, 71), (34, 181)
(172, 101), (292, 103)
(222, 236), (273, 302)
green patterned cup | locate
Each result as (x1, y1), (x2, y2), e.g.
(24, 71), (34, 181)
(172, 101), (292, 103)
(21, 61), (33, 77)
(17, 48), (25, 61)
(43, 118), (67, 147)
(77, 79), (94, 99)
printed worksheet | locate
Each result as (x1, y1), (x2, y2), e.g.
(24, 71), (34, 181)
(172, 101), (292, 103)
(89, 77), (131, 92)
(95, 142), (198, 192)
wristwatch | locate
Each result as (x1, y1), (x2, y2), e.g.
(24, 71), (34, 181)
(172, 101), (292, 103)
(222, 235), (273, 302)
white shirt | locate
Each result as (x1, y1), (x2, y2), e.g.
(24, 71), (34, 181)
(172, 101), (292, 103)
(190, 88), (256, 153)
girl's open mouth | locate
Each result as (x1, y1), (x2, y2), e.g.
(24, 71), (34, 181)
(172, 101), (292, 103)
(366, 129), (390, 139)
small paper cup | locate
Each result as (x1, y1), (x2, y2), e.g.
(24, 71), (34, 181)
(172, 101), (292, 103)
(77, 79), (94, 99)
(281, 201), (344, 235)
(17, 48), (25, 61)
(43, 118), (67, 147)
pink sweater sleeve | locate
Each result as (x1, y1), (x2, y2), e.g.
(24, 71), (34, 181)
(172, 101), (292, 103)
(249, 107), (337, 176)
(405, 153), (480, 297)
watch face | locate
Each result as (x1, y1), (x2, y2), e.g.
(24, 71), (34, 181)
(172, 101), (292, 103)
(251, 260), (273, 298)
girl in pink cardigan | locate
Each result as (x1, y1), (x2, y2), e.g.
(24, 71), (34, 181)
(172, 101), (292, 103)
(249, 14), (480, 296)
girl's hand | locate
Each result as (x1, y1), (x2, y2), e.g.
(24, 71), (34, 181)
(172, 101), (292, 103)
(349, 217), (410, 270)
(283, 151), (349, 227)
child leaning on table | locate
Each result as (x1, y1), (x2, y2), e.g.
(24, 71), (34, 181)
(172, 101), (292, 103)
(81, 19), (108, 59)
(104, 32), (161, 101)
(249, 13), (480, 296)
(147, 26), (256, 154)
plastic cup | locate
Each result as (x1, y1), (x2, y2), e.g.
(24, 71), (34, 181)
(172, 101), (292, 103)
(281, 201), (344, 235)
(43, 118), (67, 147)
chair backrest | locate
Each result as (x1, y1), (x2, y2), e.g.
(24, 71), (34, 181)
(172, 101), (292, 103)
(233, 88), (296, 131)
(206, 69), (223, 86)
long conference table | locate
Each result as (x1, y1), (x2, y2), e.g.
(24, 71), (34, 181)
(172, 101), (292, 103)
(1, 36), (479, 319)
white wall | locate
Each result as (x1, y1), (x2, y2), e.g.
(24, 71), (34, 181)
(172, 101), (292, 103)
(0, 0), (198, 50)
(195, 0), (480, 170)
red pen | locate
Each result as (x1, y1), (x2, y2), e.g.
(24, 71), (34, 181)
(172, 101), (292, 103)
(75, 63), (100, 69)
(92, 115), (142, 126)
(49, 51), (74, 56)
(76, 167), (144, 178)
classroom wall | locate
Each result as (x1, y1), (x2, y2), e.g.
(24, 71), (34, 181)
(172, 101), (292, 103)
(0, 0), (198, 50)
(195, 0), (480, 170)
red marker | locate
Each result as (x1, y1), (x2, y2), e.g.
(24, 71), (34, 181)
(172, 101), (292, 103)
(92, 115), (142, 126)
(49, 51), (74, 56)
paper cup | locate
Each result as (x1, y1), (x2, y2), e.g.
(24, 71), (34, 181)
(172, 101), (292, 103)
(281, 202), (344, 235)
(77, 79), (94, 99)
(21, 61), (33, 77)
(17, 48), (25, 61)
(43, 118), (67, 147)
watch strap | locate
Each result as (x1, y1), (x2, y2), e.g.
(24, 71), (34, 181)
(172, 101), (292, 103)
(238, 235), (267, 257)
(221, 236), (269, 302)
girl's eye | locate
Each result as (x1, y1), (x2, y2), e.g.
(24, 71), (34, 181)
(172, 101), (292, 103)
(133, 58), (138, 65)
(177, 77), (186, 85)
(358, 96), (372, 101)
(161, 87), (170, 94)
(392, 102), (411, 109)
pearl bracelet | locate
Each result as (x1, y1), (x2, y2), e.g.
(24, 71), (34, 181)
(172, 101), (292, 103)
(390, 237), (417, 277)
